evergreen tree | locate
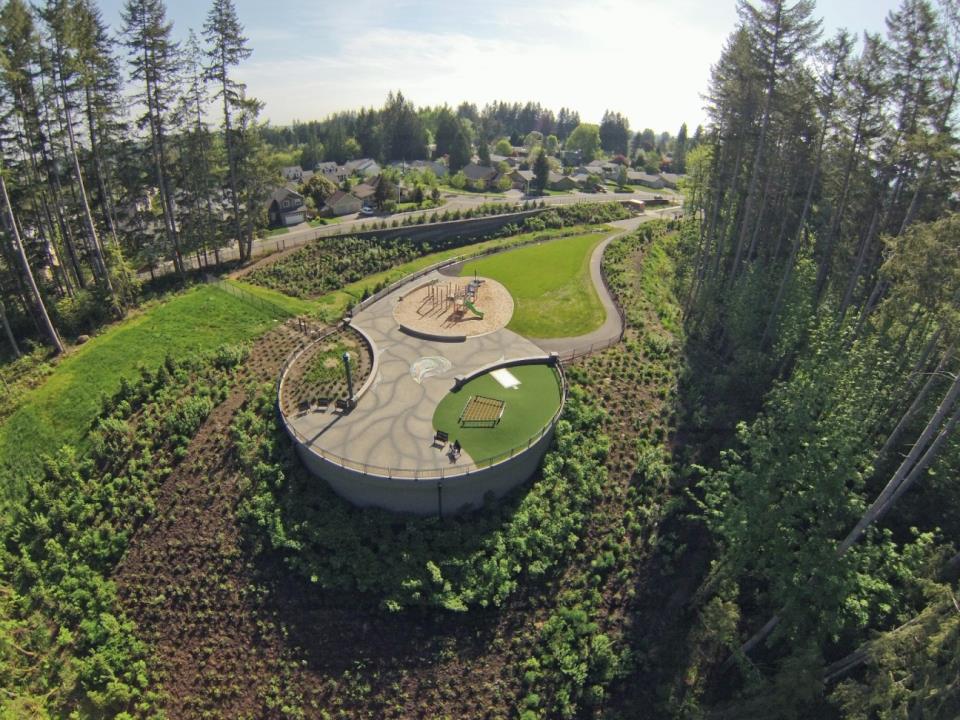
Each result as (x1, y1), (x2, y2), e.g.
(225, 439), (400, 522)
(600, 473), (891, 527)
(203, 0), (253, 260)
(477, 135), (491, 166)
(121, 0), (185, 275)
(674, 122), (688, 173)
(599, 110), (630, 155)
(532, 149), (550, 194)
(0, 159), (62, 353)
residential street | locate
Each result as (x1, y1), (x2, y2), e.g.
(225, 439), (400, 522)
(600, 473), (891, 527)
(144, 188), (682, 280)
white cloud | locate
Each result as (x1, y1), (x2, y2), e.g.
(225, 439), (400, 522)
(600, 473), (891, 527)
(239, 1), (732, 133)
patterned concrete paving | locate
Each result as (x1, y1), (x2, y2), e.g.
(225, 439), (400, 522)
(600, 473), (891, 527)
(287, 269), (546, 474)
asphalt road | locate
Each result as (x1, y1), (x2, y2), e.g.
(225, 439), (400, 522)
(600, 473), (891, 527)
(145, 188), (682, 280)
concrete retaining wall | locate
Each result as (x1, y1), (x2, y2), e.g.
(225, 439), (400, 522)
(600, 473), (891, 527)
(293, 424), (556, 516)
(339, 208), (543, 246)
(398, 325), (467, 343)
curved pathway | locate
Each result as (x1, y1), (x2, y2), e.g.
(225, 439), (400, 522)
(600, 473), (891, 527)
(529, 213), (656, 356)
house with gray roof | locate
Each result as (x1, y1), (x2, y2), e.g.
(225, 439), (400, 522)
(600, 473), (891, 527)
(659, 173), (682, 189)
(281, 166), (304, 183)
(462, 162), (498, 186)
(316, 162), (349, 184)
(324, 190), (362, 216)
(344, 158), (381, 177)
(627, 171), (665, 189)
(267, 187), (306, 227)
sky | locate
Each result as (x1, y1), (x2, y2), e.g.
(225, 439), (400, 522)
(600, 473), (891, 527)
(99, 0), (905, 134)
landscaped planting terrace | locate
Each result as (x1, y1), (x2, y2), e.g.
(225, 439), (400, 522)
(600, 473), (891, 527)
(241, 201), (634, 302)
(279, 326), (373, 414)
(244, 235), (421, 298)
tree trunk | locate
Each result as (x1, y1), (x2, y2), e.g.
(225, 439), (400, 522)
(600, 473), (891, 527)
(0, 299), (20, 358)
(84, 85), (122, 254)
(838, 371), (960, 556)
(837, 207), (879, 323)
(221, 80), (246, 262)
(1, 170), (63, 354)
(137, 43), (184, 277)
(761, 119), (829, 347)
(57, 60), (116, 307)
(814, 113), (863, 305)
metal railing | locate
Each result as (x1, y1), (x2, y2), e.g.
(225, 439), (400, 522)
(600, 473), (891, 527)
(205, 276), (290, 316)
(278, 362), (568, 482)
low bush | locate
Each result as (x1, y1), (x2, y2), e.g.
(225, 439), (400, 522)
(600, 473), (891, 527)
(234, 385), (610, 612)
(0, 347), (243, 716)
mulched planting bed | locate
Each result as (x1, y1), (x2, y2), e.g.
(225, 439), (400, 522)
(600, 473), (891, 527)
(279, 326), (373, 415)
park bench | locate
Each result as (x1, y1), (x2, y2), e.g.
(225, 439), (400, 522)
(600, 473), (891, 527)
(433, 430), (449, 447)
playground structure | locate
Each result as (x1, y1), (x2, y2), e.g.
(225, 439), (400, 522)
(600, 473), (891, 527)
(393, 275), (514, 338)
(279, 262), (566, 516)
(418, 278), (486, 321)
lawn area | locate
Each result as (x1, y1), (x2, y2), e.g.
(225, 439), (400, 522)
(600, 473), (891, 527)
(0, 284), (292, 504)
(227, 279), (319, 316)
(459, 230), (609, 337)
(432, 363), (562, 463)
(332, 224), (608, 317)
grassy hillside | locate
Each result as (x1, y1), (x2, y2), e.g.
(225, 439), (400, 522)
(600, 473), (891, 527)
(0, 284), (290, 503)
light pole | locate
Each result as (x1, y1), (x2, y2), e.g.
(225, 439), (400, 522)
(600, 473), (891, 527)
(342, 351), (355, 408)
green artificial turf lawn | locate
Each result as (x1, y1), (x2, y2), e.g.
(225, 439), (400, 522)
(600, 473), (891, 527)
(0, 284), (291, 504)
(458, 231), (608, 338)
(431, 364), (562, 463)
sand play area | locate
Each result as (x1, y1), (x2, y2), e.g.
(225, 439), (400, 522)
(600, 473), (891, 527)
(393, 276), (514, 337)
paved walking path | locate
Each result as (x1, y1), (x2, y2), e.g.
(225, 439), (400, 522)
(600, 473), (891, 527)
(529, 212), (665, 355)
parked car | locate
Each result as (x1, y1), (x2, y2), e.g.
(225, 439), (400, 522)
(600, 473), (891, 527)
(359, 206), (375, 216)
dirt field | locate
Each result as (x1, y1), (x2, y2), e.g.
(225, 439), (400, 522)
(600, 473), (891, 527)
(393, 276), (513, 337)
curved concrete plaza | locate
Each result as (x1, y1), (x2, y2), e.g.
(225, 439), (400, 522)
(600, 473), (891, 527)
(284, 268), (547, 473)
(281, 214), (646, 477)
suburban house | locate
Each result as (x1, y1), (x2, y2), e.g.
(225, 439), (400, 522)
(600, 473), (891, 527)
(490, 153), (520, 168)
(508, 169), (534, 192)
(548, 172), (578, 191)
(462, 162), (498, 187)
(281, 166), (304, 183)
(570, 172), (594, 188)
(267, 187), (307, 226)
(266, 187), (306, 226)
(660, 173), (682, 189)
(316, 162), (350, 184)
(560, 149), (583, 165)
(393, 159), (448, 177)
(627, 171), (665, 189)
(324, 190), (362, 216)
(352, 182), (377, 204)
(345, 158), (381, 177)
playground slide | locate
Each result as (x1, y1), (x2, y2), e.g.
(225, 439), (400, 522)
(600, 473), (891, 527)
(464, 300), (484, 319)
